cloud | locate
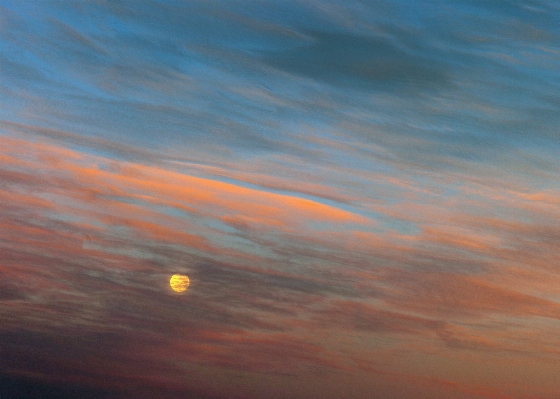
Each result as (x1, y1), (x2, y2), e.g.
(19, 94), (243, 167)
(2, 1), (560, 397)
(0, 133), (371, 394)
(380, 268), (560, 323)
(4, 0), (560, 178)
(3, 122), (560, 398)
(0, 373), (115, 399)
(259, 29), (450, 91)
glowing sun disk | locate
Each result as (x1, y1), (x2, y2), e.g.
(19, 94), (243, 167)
(170, 274), (190, 292)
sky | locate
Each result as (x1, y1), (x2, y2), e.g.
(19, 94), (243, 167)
(1, 1), (560, 398)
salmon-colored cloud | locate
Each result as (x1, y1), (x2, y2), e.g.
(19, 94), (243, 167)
(381, 269), (560, 320)
(3, 131), (560, 399)
(0, 135), (368, 229)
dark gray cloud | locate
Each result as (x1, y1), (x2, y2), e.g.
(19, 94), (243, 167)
(0, 374), (115, 399)
(259, 30), (450, 91)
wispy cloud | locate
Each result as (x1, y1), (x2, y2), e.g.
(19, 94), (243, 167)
(2, 129), (560, 397)
(2, 0), (560, 398)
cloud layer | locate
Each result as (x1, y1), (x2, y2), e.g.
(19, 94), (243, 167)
(2, 1), (560, 398)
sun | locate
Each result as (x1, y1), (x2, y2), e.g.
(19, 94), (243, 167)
(170, 274), (190, 292)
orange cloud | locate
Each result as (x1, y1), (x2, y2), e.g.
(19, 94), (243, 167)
(0, 135), (368, 233)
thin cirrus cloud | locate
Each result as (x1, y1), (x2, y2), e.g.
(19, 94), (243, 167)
(2, 0), (560, 398)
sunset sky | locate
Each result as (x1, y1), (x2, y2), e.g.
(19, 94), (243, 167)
(1, 1), (560, 398)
